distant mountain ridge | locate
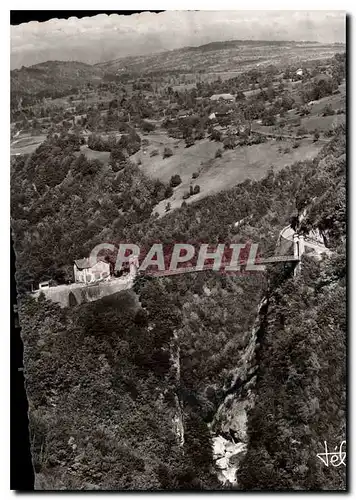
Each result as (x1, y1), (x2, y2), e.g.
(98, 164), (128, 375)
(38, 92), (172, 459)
(11, 39), (345, 97)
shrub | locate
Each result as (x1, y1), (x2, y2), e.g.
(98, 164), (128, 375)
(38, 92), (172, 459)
(313, 131), (320, 142)
(163, 147), (173, 158)
(261, 110), (276, 126)
(150, 149), (159, 157)
(165, 202), (171, 212)
(215, 148), (223, 158)
(324, 129), (335, 137)
(181, 201), (187, 208)
(192, 172), (199, 179)
(164, 185), (174, 199)
(170, 174), (182, 188)
(322, 104), (335, 117)
(193, 185), (201, 195)
(88, 134), (111, 152)
(141, 120), (155, 133)
(223, 136), (237, 149)
(182, 192), (190, 200)
(292, 140), (301, 149)
(299, 106), (311, 117)
(211, 129), (222, 141)
(195, 129), (205, 140)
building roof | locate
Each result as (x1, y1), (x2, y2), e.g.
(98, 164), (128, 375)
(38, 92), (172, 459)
(74, 257), (110, 270)
(74, 258), (91, 270)
(210, 93), (235, 101)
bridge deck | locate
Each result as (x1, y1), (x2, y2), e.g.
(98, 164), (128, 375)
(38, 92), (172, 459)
(144, 255), (300, 277)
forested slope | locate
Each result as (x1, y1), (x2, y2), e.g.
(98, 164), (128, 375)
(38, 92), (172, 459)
(15, 125), (346, 490)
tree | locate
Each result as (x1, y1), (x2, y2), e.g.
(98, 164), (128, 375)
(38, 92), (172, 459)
(141, 120), (155, 133)
(322, 104), (335, 117)
(170, 174), (182, 188)
(211, 129), (222, 141)
(185, 136), (195, 148)
(164, 185), (174, 198)
(262, 108), (276, 126)
(163, 147), (173, 159)
(193, 185), (201, 195)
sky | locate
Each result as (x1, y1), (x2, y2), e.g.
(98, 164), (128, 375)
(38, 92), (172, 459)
(10, 10), (346, 70)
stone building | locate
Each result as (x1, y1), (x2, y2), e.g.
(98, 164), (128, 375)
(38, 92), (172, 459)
(73, 258), (110, 284)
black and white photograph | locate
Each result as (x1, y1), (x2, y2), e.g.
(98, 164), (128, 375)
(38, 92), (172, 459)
(10, 9), (347, 491)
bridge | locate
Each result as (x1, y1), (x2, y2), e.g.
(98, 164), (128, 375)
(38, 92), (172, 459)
(141, 255), (300, 278)
(138, 226), (330, 279)
(31, 226), (330, 307)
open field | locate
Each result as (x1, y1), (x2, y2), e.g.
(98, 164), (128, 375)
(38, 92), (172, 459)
(300, 113), (345, 133)
(10, 133), (47, 156)
(134, 132), (324, 216)
(135, 135), (219, 183)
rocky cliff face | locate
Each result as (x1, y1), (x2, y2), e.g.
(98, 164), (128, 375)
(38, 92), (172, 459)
(209, 297), (268, 486)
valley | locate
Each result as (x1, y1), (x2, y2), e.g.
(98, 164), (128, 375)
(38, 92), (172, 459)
(11, 26), (346, 492)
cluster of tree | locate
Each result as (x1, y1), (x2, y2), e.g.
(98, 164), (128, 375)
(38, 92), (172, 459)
(237, 125), (346, 490)
(300, 67), (342, 104)
(11, 133), (163, 291)
(87, 134), (114, 152)
(182, 185), (201, 200)
(19, 273), (222, 490)
(238, 251), (346, 490)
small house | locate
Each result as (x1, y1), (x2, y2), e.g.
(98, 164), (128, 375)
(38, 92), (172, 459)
(210, 93), (235, 102)
(74, 258), (110, 284)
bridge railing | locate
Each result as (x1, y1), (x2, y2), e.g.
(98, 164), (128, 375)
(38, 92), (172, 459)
(141, 255), (300, 277)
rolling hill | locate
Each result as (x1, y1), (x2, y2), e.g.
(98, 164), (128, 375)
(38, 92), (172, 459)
(95, 39), (345, 76)
(11, 60), (105, 97)
(11, 39), (345, 98)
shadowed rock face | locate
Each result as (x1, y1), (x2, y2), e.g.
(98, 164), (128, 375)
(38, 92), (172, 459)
(209, 298), (267, 486)
(213, 436), (247, 484)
